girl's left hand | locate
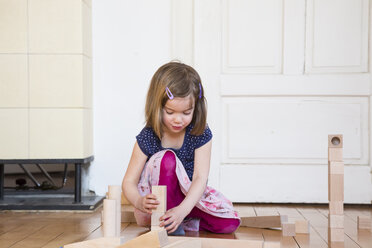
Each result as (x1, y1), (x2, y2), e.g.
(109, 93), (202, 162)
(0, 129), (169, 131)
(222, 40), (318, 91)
(159, 206), (188, 233)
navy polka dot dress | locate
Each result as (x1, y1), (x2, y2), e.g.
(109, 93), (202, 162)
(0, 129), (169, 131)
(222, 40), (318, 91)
(136, 124), (213, 180)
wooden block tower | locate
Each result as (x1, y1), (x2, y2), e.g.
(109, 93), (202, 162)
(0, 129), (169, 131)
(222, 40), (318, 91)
(328, 135), (344, 244)
(151, 186), (167, 231)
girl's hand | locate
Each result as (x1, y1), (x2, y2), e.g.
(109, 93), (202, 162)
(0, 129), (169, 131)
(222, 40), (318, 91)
(136, 194), (159, 214)
(159, 206), (188, 233)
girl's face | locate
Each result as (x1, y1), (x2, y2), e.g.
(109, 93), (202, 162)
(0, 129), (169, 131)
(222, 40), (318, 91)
(162, 95), (195, 135)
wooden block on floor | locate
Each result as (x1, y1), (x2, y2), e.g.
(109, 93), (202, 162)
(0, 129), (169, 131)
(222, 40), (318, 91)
(282, 222), (295, 237)
(357, 216), (371, 229)
(328, 135), (343, 148)
(168, 236), (263, 248)
(117, 229), (168, 248)
(295, 220), (310, 234)
(64, 237), (120, 248)
(329, 214), (344, 228)
(328, 174), (344, 201)
(329, 241), (344, 248)
(240, 215), (288, 228)
(121, 192), (131, 205)
(329, 201), (344, 215)
(152, 186), (167, 213)
(328, 161), (344, 175)
(328, 228), (344, 242)
(164, 239), (202, 248)
(263, 241), (281, 248)
(121, 209), (136, 223)
(328, 148), (343, 162)
(103, 199), (117, 237)
(151, 225), (165, 231)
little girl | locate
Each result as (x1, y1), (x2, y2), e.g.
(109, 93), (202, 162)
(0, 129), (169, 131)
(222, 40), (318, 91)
(122, 62), (240, 234)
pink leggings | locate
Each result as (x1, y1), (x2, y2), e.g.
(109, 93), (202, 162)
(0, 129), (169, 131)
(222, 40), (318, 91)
(158, 151), (240, 234)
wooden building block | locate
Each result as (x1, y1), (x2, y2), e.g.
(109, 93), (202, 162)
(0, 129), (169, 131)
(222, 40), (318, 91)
(357, 216), (371, 229)
(328, 174), (344, 201)
(121, 209), (136, 223)
(163, 239), (202, 248)
(329, 214), (344, 228)
(121, 204), (135, 222)
(263, 242), (281, 248)
(121, 192), (131, 205)
(328, 148), (343, 162)
(328, 161), (344, 175)
(168, 236), (263, 248)
(152, 185), (167, 213)
(117, 229), (169, 248)
(281, 222), (295, 236)
(328, 135), (343, 148)
(329, 242), (344, 248)
(328, 228), (344, 242)
(108, 185), (122, 237)
(240, 215), (288, 228)
(329, 201), (344, 215)
(64, 237), (121, 248)
(151, 212), (164, 226)
(103, 199), (116, 237)
(295, 220), (310, 234)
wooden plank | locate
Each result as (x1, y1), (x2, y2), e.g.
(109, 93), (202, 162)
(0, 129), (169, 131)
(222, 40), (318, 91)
(256, 205), (299, 247)
(357, 216), (371, 230)
(241, 215), (287, 229)
(164, 239), (202, 248)
(9, 224), (65, 248)
(122, 192), (131, 205)
(297, 206), (359, 248)
(234, 204), (256, 217)
(168, 236), (263, 248)
(319, 206), (372, 248)
(64, 237), (121, 248)
(276, 205), (328, 248)
(295, 220), (310, 234)
(117, 229), (168, 248)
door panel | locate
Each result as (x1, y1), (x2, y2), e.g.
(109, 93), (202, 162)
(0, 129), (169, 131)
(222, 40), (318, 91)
(173, 0), (372, 203)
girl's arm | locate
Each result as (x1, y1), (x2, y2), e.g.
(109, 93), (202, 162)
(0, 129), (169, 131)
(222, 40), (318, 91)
(181, 139), (212, 212)
(161, 139), (212, 232)
(122, 142), (159, 213)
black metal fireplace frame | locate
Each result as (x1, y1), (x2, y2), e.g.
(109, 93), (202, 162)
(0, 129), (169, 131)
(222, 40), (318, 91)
(0, 156), (103, 210)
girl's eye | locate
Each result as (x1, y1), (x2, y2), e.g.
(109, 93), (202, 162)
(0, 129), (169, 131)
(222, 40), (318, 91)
(184, 112), (191, 115)
(166, 111), (173, 115)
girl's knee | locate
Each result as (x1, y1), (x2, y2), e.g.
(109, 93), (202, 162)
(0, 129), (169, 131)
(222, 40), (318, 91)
(160, 151), (176, 171)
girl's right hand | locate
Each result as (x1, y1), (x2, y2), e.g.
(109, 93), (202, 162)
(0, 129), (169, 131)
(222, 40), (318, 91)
(136, 194), (159, 214)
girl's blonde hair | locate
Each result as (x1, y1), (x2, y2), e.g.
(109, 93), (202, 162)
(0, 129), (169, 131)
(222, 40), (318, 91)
(145, 61), (207, 138)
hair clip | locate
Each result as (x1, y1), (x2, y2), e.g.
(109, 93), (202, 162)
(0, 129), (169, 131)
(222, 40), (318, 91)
(165, 87), (174, 100)
(199, 82), (202, 99)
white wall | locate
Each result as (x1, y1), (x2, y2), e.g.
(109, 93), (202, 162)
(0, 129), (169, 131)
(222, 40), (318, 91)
(90, 0), (171, 196)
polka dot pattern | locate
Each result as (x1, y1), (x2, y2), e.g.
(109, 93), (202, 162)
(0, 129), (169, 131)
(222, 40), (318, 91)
(136, 125), (213, 180)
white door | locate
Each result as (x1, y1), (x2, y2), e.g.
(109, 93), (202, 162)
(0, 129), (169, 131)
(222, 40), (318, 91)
(172, 0), (371, 203)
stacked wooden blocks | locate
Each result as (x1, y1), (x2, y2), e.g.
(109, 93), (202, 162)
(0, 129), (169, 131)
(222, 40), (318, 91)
(103, 185), (122, 237)
(328, 135), (344, 244)
(121, 192), (136, 223)
(151, 185), (167, 231)
(357, 216), (372, 230)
